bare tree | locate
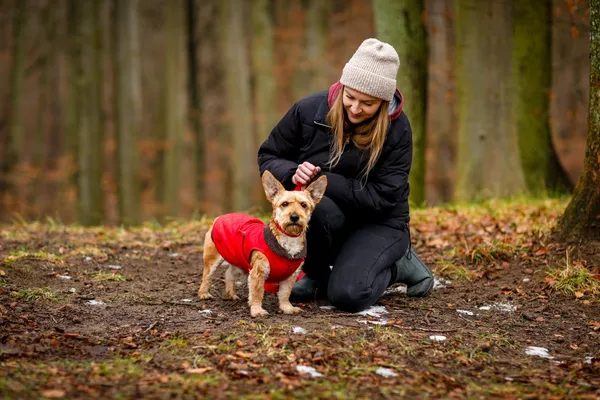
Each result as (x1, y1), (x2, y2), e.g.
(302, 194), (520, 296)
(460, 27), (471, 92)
(555, 0), (600, 240)
(114, 0), (141, 225)
(454, 0), (526, 201)
(373, 0), (428, 206)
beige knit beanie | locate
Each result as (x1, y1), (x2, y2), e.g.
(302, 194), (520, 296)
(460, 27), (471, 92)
(340, 38), (400, 102)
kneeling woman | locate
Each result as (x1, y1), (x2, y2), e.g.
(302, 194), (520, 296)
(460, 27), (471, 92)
(257, 38), (433, 313)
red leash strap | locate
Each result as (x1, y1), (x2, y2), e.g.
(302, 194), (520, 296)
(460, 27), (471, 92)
(294, 184), (303, 191)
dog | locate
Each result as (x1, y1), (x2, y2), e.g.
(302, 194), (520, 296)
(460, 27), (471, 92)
(198, 170), (327, 318)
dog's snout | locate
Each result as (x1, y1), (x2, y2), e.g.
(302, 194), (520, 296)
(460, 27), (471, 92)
(290, 213), (299, 223)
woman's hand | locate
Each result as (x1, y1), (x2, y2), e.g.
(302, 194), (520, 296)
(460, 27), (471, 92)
(292, 162), (321, 186)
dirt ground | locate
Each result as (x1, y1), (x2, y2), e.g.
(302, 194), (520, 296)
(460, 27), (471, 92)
(1, 199), (599, 399)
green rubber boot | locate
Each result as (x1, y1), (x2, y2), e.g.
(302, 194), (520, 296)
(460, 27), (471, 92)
(393, 248), (434, 297)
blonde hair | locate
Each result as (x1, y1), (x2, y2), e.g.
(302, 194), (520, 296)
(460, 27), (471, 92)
(326, 87), (390, 180)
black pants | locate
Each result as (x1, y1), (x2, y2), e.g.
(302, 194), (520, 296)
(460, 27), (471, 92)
(303, 197), (410, 312)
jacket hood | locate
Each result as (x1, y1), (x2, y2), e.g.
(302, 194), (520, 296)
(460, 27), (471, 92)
(327, 81), (404, 121)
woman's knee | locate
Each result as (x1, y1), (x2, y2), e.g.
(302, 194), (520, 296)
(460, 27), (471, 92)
(327, 281), (372, 313)
(310, 196), (345, 233)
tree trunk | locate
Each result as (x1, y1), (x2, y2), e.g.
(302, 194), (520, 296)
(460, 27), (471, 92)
(513, 0), (572, 196)
(71, 0), (104, 225)
(555, 0), (600, 240)
(222, 0), (254, 211)
(163, 0), (187, 218)
(373, 0), (428, 206)
(197, 0), (228, 215)
(293, 0), (331, 100)
(424, 0), (457, 205)
(454, 0), (527, 201)
(114, 0), (141, 226)
(186, 0), (204, 208)
(1, 0), (27, 215)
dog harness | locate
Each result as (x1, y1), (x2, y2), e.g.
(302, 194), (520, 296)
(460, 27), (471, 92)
(211, 213), (306, 292)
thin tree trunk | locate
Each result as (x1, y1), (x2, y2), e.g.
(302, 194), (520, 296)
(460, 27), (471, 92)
(424, 0), (457, 205)
(374, 0), (428, 206)
(222, 0), (255, 211)
(163, 0), (187, 218)
(198, 0), (228, 215)
(114, 0), (141, 226)
(186, 0), (203, 209)
(251, 0), (277, 208)
(72, 0), (104, 225)
(293, 0), (330, 99)
(555, 0), (600, 240)
(1, 0), (27, 215)
(455, 0), (527, 201)
(513, 0), (572, 196)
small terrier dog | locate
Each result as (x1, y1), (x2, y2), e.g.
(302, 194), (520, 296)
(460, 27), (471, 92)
(198, 170), (327, 318)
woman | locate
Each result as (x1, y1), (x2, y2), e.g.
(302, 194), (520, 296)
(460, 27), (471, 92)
(257, 38), (433, 313)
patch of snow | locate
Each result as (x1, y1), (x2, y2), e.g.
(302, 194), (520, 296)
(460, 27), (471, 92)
(199, 309), (212, 314)
(584, 356), (593, 364)
(84, 257), (92, 262)
(107, 265), (122, 269)
(357, 319), (388, 325)
(238, 369), (249, 375)
(296, 365), (323, 378)
(525, 346), (554, 359)
(479, 302), (516, 312)
(292, 326), (307, 334)
(169, 253), (179, 258)
(69, 288), (77, 293)
(86, 300), (105, 306)
(58, 275), (72, 280)
(384, 284), (407, 295)
(319, 305), (336, 310)
(375, 367), (397, 378)
(357, 306), (388, 318)
(430, 335), (447, 342)
(522, 278), (530, 282)
(433, 277), (452, 289)
(456, 309), (474, 316)
(181, 299), (193, 302)
(505, 377), (514, 382)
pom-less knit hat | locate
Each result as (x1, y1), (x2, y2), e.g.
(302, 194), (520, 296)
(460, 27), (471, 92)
(340, 38), (400, 102)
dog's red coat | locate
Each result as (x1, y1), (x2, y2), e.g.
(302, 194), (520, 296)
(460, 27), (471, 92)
(211, 213), (305, 290)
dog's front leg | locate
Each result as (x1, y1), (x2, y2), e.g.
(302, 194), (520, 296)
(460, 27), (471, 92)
(248, 251), (270, 318)
(278, 265), (303, 314)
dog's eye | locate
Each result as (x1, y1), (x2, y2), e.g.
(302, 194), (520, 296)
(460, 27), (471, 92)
(281, 201), (289, 207)
(300, 202), (308, 209)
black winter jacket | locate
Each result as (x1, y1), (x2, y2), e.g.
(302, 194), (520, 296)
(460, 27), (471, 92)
(257, 82), (412, 229)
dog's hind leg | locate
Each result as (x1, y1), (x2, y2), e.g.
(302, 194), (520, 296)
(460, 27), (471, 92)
(248, 251), (270, 318)
(224, 265), (241, 301)
(198, 228), (225, 299)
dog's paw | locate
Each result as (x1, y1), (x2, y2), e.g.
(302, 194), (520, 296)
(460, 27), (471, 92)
(280, 304), (303, 314)
(225, 292), (240, 301)
(250, 306), (269, 318)
(198, 292), (213, 300)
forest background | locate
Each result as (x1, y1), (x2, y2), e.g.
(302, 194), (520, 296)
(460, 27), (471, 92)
(0, 0), (591, 226)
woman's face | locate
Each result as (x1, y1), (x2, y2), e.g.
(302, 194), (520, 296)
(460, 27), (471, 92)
(342, 87), (383, 124)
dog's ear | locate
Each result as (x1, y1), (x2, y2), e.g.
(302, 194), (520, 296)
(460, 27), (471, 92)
(305, 175), (327, 205)
(262, 170), (285, 202)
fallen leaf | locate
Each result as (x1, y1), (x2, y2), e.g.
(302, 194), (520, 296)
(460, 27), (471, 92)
(40, 389), (66, 398)
(235, 351), (254, 359)
(186, 367), (212, 374)
(0, 269), (5, 276)
(575, 291), (584, 298)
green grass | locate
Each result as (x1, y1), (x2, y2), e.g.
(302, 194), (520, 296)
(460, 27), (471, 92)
(11, 287), (60, 302)
(92, 272), (126, 282)
(546, 249), (600, 299)
(1, 250), (64, 266)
